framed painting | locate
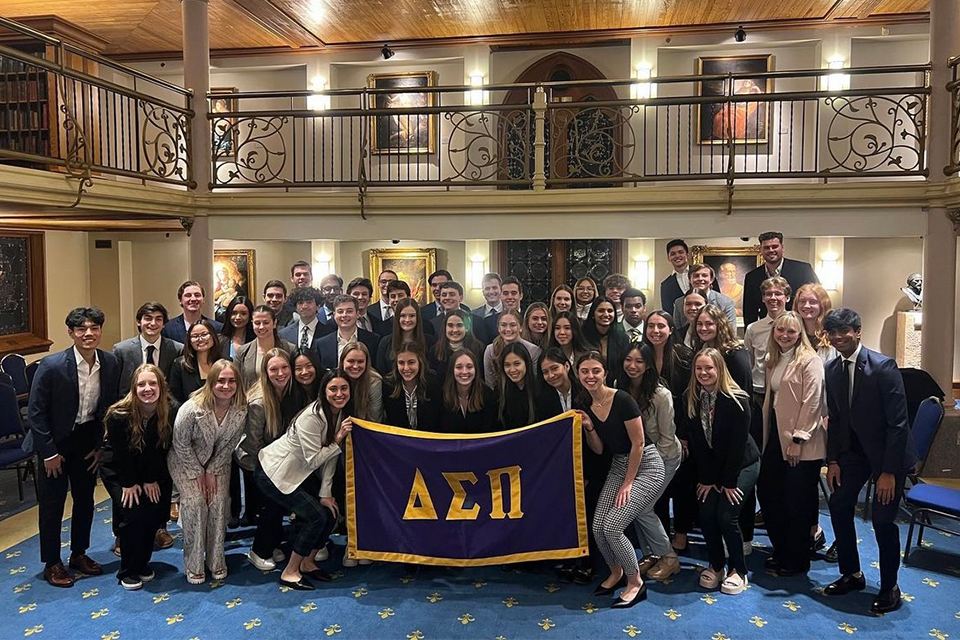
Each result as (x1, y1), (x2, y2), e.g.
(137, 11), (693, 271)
(213, 249), (255, 324)
(368, 248), (437, 306)
(696, 55), (773, 145)
(691, 245), (762, 324)
(211, 87), (239, 159)
(0, 231), (51, 356)
(367, 71), (438, 154)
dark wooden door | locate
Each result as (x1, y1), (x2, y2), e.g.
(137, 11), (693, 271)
(497, 239), (623, 303)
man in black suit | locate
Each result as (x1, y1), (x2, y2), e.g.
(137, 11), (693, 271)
(660, 239), (691, 314)
(279, 260), (313, 325)
(368, 269), (398, 327)
(161, 280), (222, 343)
(317, 273), (344, 325)
(742, 231), (819, 325)
(347, 276), (387, 336)
(421, 269), (454, 323)
(278, 286), (331, 354)
(316, 294), (380, 369)
(822, 308), (916, 615)
(113, 302), (183, 396)
(263, 279), (293, 328)
(472, 272), (503, 318)
(26, 307), (120, 588)
(430, 281), (475, 337)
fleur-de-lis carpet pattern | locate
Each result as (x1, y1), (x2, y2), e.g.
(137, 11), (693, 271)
(0, 482), (959, 639)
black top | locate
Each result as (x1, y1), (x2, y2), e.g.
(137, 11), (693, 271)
(723, 348), (753, 397)
(168, 357), (204, 406)
(596, 329), (631, 387)
(438, 387), (500, 434)
(104, 412), (172, 488)
(382, 377), (443, 431)
(535, 379), (580, 422)
(684, 391), (759, 489)
(375, 333), (436, 377)
(500, 383), (537, 430)
(584, 390), (641, 456)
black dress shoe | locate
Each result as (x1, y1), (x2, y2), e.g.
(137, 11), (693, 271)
(303, 568), (332, 583)
(558, 566), (576, 583)
(811, 530), (826, 552)
(824, 542), (839, 563)
(870, 586), (902, 615)
(763, 555), (780, 571)
(823, 574), (866, 596)
(593, 575), (627, 596)
(612, 583), (647, 608)
(571, 568), (594, 586)
(773, 566), (808, 578)
(279, 576), (315, 591)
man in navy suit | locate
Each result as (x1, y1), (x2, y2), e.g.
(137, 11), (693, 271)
(161, 280), (222, 343)
(348, 276), (387, 336)
(430, 281), (476, 337)
(316, 295), (380, 370)
(822, 308), (916, 615)
(317, 274), (344, 325)
(26, 307), (120, 588)
(368, 269), (398, 327)
(421, 269), (453, 323)
(278, 286), (331, 354)
(742, 232), (819, 325)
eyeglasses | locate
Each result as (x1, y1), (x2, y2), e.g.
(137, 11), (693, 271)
(190, 333), (211, 341)
(322, 286), (343, 294)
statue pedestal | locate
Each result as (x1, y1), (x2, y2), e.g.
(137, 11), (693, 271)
(896, 310), (922, 368)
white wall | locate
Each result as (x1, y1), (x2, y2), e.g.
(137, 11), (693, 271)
(338, 239), (467, 303)
(36, 231), (90, 360)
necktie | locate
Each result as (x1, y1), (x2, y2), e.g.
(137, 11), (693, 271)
(300, 325), (310, 350)
(384, 306), (393, 320)
(145, 345), (156, 365)
(629, 328), (641, 342)
(359, 316), (370, 332)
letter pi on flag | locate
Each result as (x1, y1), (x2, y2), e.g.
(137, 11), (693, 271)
(345, 411), (588, 566)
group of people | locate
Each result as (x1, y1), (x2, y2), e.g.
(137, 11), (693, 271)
(24, 231), (916, 614)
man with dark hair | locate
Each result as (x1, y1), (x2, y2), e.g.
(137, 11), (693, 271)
(369, 269), (398, 326)
(385, 280), (412, 310)
(821, 308), (916, 615)
(26, 307), (119, 588)
(347, 277), (386, 336)
(263, 279), (292, 328)
(279, 286), (332, 351)
(672, 264), (736, 330)
(620, 287), (647, 342)
(316, 294), (379, 369)
(317, 274), (345, 325)
(422, 269), (454, 322)
(742, 231), (819, 325)
(161, 280), (222, 343)
(660, 239), (691, 314)
(431, 281), (473, 336)
(602, 273), (631, 322)
(280, 261), (313, 322)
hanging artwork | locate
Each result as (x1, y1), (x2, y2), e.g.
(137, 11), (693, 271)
(368, 248), (437, 306)
(213, 249), (255, 323)
(696, 55), (774, 145)
(367, 71), (438, 154)
(0, 232), (51, 356)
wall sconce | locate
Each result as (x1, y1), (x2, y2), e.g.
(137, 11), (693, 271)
(825, 58), (850, 92)
(315, 253), (332, 276)
(631, 64), (652, 100)
(632, 257), (650, 291)
(470, 255), (486, 289)
(307, 76), (329, 111)
(467, 73), (486, 106)
(818, 253), (841, 291)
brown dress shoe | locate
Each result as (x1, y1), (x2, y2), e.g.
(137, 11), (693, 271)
(68, 554), (104, 576)
(155, 529), (174, 550)
(43, 562), (74, 588)
(169, 503), (180, 522)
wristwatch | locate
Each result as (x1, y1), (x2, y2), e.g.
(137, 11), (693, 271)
(791, 436), (804, 444)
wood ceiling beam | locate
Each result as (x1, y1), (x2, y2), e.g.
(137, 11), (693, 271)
(224, 0), (325, 48)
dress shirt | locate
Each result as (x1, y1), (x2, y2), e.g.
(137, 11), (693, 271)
(336, 329), (359, 361)
(674, 268), (690, 294)
(139, 334), (161, 365)
(576, 304), (591, 322)
(482, 303), (503, 317)
(744, 315), (776, 392)
(841, 342), (863, 406)
(555, 387), (572, 412)
(74, 346), (101, 424)
(765, 258), (784, 278)
(297, 317), (320, 348)
(357, 313), (374, 333)
(622, 320), (644, 342)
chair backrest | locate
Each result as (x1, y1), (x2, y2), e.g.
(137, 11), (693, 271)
(0, 354), (28, 395)
(0, 383), (24, 439)
(25, 360), (40, 388)
(911, 396), (945, 474)
(0, 371), (13, 389)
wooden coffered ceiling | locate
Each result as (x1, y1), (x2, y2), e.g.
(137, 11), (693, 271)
(0, 0), (932, 58)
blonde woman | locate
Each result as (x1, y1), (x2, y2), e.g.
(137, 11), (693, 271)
(757, 312), (826, 576)
(339, 342), (384, 422)
(168, 360), (248, 584)
(521, 302), (551, 350)
(482, 310), (541, 389)
(794, 284), (839, 364)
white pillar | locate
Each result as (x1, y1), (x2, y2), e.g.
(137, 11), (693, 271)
(181, 0), (211, 194)
(922, 0), (959, 392)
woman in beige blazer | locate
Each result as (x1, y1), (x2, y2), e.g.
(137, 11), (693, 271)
(234, 305), (295, 389)
(756, 311), (826, 576)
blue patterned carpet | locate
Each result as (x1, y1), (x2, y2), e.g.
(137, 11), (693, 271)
(1, 482), (959, 640)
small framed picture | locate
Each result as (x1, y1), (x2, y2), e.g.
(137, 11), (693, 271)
(696, 55), (774, 145)
(691, 245), (763, 323)
(367, 71), (438, 154)
(213, 249), (255, 323)
(211, 87), (239, 159)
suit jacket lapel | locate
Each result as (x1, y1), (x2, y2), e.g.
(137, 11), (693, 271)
(65, 347), (80, 394)
(852, 347), (868, 408)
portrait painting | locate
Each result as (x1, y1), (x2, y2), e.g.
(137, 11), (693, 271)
(211, 87), (239, 159)
(0, 232), (51, 356)
(213, 249), (254, 324)
(367, 71), (438, 154)
(691, 245), (762, 325)
(696, 55), (773, 145)
(368, 248), (437, 306)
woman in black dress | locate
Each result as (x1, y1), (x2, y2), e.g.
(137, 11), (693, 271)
(439, 350), (499, 433)
(382, 342), (440, 430)
(581, 296), (630, 386)
(497, 342), (539, 429)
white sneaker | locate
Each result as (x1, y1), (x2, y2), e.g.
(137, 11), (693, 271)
(247, 550), (276, 571)
(314, 546), (329, 562)
(358, 558), (372, 566)
(272, 548), (285, 564)
(343, 550), (358, 567)
(743, 541), (754, 556)
(721, 571), (748, 595)
(699, 566), (724, 589)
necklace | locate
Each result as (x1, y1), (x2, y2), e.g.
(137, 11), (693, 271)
(591, 388), (613, 407)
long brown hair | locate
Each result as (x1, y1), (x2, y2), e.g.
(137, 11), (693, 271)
(685, 347), (747, 418)
(432, 308), (483, 365)
(443, 349), (485, 413)
(389, 298), (427, 361)
(104, 364), (172, 452)
(339, 341), (382, 420)
(388, 341), (431, 401)
(247, 348), (292, 441)
(182, 319), (222, 373)
(491, 309), (523, 362)
(521, 302), (552, 349)
(192, 359), (247, 411)
(692, 304), (741, 354)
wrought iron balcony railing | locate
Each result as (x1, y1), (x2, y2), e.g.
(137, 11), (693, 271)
(209, 64), (930, 190)
(0, 16), (194, 198)
(946, 56), (960, 176)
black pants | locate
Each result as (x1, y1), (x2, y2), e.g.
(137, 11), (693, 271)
(654, 453), (697, 536)
(103, 465), (172, 539)
(756, 419), (821, 573)
(254, 465), (333, 558)
(250, 478), (288, 560)
(699, 460), (760, 575)
(739, 391), (767, 542)
(829, 450), (906, 592)
(116, 480), (171, 580)
(37, 424), (99, 567)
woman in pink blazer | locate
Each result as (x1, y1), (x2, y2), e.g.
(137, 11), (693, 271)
(756, 311), (826, 576)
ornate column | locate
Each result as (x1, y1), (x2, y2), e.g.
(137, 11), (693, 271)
(922, 0), (960, 394)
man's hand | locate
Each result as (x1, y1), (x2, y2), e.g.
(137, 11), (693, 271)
(827, 462), (841, 492)
(44, 455), (64, 479)
(84, 449), (102, 473)
(875, 472), (897, 506)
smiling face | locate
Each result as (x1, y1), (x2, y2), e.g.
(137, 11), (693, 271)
(377, 271), (397, 297)
(622, 347), (647, 380)
(398, 306), (418, 333)
(180, 285), (204, 314)
(552, 289), (572, 312)
(453, 353), (476, 387)
(429, 274), (449, 302)
(501, 284), (522, 312)
(827, 325), (861, 358)
(605, 285), (625, 305)
(763, 286), (788, 317)
(594, 302), (616, 328)
(396, 351), (420, 383)
(349, 286), (371, 314)
(138, 311), (165, 341)
(695, 355), (719, 391)
(690, 268), (714, 291)
(342, 348), (367, 380)
(292, 266), (313, 289)
(334, 301), (358, 330)
(668, 245), (689, 271)
(387, 289), (408, 309)
(683, 294), (707, 323)
(575, 281), (596, 304)
(134, 370), (160, 407)
(296, 298), (319, 324)
(264, 286), (285, 313)
(293, 355), (316, 386)
(266, 355), (291, 390)
(645, 314), (671, 346)
(445, 315), (466, 343)
(230, 304), (250, 330)
(774, 322), (801, 352)
(482, 279), (501, 306)
(502, 352), (527, 385)
(188, 324), (214, 354)
(541, 358), (570, 390)
(252, 311), (275, 339)
(553, 318), (572, 346)
(527, 308), (548, 336)
(761, 238), (784, 266)
(439, 287), (462, 311)
(324, 376), (351, 410)
(213, 366), (238, 402)
(498, 314), (521, 342)
(796, 291), (821, 322)
(577, 357), (606, 392)
(695, 312), (718, 343)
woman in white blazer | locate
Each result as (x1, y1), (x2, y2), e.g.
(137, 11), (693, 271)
(254, 368), (352, 591)
(756, 312), (826, 576)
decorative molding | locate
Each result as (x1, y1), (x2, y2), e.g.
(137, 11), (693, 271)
(948, 209), (960, 235)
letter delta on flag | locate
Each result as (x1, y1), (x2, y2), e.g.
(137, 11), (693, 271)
(344, 411), (588, 566)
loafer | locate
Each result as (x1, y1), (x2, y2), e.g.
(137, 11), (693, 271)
(43, 562), (74, 588)
(611, 583), (647, 608)
(558, 566), (576, 583)
(248, 550), (277, 571)
(763, 555), (780, 571)
(824, 542), (839, 563)
(593, 574), (626, 596)
(647, 556), (681, 581)
(637, 555), (659, 576)
(870, 586), (902, 615)
(303, 568), (332, 582)
(279, 576), (315, 591)
(154, 529), (175, 550)
(811, 530), (826, 552)
(823, 573), (866, 596)
(571, 568), (593, 585)
(68, 554), (104, 576)
(119, 575), (142, 591)
(169, 503), (180, 523)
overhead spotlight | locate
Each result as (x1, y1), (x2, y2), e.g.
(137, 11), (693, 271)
(381, 44), (395, 60)
(734, 26), (747, 43)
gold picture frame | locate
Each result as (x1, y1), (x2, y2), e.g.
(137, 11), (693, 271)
(696, 55), (774, 145)
(368, 248), (437, 306)
(367, 71), (438, 154)
(691, 245), (762, 323)
(213, 249), (255, 323)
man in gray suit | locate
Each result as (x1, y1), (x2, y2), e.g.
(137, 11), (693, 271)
(113, 302), (183, 396)
(673, 263), (737, 330)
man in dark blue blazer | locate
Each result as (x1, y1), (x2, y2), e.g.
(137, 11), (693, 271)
(368, 269), (398, 329)
(25, 307), (120, 588)
(278, 286), (330, 356)
(316, 295), (380, 370)
(160, 280), (222, 343)
(822, 308), (916, 615)
(742, 232), (819, 325)
(421, 269), (454, 323)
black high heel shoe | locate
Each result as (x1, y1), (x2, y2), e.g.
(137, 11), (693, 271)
(593, 574), (626, 596)
(612, 582), (647, 609)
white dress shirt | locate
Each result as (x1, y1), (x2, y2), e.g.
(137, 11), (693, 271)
(675, 267), (690, 294)
(556, 387), (572, 412)
(765, 258), (785, 278)
(357, 313), (373, 333)
(74, 346), (101, 424)
(139, 334), (162, 365)
(297, 317), (320, 347)
(622, 319), (644, 342)
(841, 342), (863, 406)
(744, 315), (776, 392)
(379, 299), (393, 321)
(482, 303), (503, 317)
(337, 329), (359, 361)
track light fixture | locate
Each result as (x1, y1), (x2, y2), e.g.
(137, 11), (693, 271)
(381, 44), (395, 60)
(734, 26), (746, 43)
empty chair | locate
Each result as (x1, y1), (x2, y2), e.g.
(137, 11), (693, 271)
(0, 382), (36, 501)
(902, 397), (950, 564)
(0, 354), (28, 395)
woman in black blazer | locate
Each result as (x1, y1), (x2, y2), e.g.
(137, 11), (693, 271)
(692, 305), (753, 393)
(497, 342), (540, 429)
(438, 350), (499, 433)
(376, 298), (434, 376)
(683, 347), (760, 596)
(382, 342), (441, 431)
(168, 320), (222, 406)
(580, 296), (630, 387)
(430, 309), (485, 385)
(218, 296), (256, 360)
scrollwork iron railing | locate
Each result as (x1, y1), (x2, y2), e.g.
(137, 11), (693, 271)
(946, 57), (960, 176)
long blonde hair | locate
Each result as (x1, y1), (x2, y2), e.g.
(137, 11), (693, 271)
(686, 347), (747, 418)
(491, 309), (524, 362)
(794, 283), (833, 349)
(247, 348), (292, 441)
(764, 312), (816, 374)
(339, 341), (382, 420)
(521, 302), (552, 348)
(104, 364), (171, 452)
(192, 359), (247, 411)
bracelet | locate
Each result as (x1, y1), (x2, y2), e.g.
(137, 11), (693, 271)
(585, 427), (595, 433)
(791, 436), (804, 445)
